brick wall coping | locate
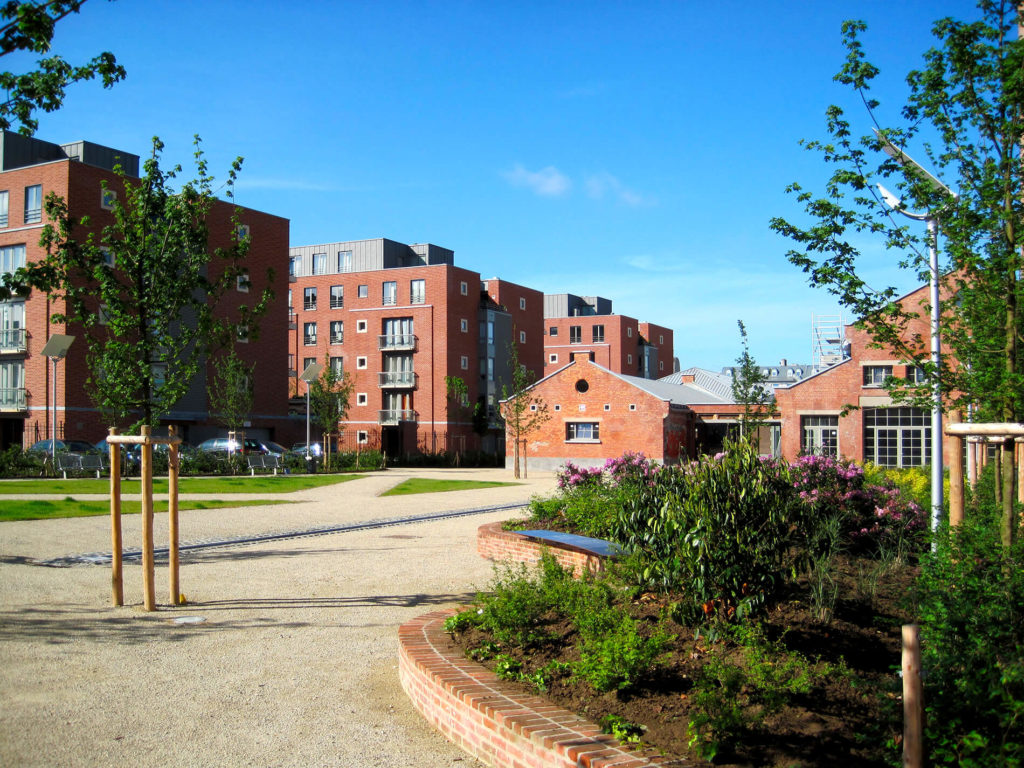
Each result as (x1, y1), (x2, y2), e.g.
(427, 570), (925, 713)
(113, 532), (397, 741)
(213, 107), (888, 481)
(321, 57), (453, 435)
(476, 520), (609, 576)
(398, 608), (666, 768)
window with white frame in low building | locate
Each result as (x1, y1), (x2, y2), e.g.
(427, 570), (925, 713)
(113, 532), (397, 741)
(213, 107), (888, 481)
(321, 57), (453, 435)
(627, 327), (633, 338)
(330, 320), (344, 344)
(410, 279), (425, 304)
(337, 250), (352, 272)
(549, 353), (557, 363)
(460, 281), (468, 295)
(303, 322), (317, 345)
(23, 185), (41, 224)
(460, 355), (468, 370)
(592, 325), (604, 343)
(356, 392), (367, 406)
(549, 326), (558, 337)
(236, 269), (250, 293)
(566, 422), (600, 442)
(460, 318), (468, 333)
(303, 286), (317, 311)
(801, 415), (839, 457)
(519, 330), (526, 344)
(330, 284), (343, 309)
(356, 356), (367, 369)
(569, 325), (581, 344)
(357, 430), (368, 443)
(863, 365), (893, 387)
(519, 297), (526, 310)
(907, 365), (927, 384)
(864, 407), (930, 468)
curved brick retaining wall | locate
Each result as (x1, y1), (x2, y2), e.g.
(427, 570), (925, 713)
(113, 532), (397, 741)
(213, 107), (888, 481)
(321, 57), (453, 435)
(476, 521), (606, 576)
(398, 609), (663, 768)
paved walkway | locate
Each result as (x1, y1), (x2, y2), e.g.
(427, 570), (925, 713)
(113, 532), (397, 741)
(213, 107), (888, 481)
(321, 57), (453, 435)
(0, 467), (557, 767)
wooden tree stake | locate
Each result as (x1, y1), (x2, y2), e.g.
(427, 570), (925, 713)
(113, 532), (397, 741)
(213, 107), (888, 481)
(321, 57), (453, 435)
(109, 427), (123, 606)
(948, 411), (964, 527)
(168, 425), (181, 605)
(902, 624), (923, 768)
(141, 425), (156, 611)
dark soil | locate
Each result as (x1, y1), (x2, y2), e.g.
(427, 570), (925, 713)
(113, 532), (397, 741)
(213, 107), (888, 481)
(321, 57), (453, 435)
(446, 552), (917, 767)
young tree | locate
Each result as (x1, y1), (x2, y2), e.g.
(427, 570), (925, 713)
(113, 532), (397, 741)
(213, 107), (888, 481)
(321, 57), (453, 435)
(731, 320), (776, 445)
(207, 345), (255, 433)
(769, 3), (1024, 546)
(308, 355), (353, 470)
(499, 341), (549, 479)
(39, 136), (273, 428)
(0, 1), (125, 135)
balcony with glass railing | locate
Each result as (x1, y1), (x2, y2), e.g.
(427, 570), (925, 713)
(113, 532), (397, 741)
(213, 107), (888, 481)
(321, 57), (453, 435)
(378, 333), (417, 351)
(378, 409), (416, 425)
(378, 371), (417, 388)
(0, 387), (26, 410)
(0, 328), (26, 352)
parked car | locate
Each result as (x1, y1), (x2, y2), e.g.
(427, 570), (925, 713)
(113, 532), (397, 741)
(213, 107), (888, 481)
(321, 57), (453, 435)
(196, 437), (266, 455)
(29, 439), (100, 455)
(257, 440), (289, 458)
(289, 441), (336, 458)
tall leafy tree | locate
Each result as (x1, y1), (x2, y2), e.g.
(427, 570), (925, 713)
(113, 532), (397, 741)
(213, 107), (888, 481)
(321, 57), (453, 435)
(0, 1), (125, 135)
(500, 341), (549, 479)
(308, 355), (353, 469)
(40, 136), (273, 428)
(207, 345), (255, 434)
(770, 2), (1024, 546)
(731, 320), (775, 443)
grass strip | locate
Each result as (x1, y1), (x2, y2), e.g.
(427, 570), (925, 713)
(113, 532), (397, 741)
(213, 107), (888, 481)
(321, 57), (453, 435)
(381, 478), (519, 496)
(0, 498), (292, 522)
(0, 474), (365, 496)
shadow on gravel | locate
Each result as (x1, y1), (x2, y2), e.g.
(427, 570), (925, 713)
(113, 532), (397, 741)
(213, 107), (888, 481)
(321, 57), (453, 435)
(194, 591), (478, 611)
(0, 606), (309, 645)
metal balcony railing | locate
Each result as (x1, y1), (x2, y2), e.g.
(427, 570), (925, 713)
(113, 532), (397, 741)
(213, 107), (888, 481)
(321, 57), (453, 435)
(330, 332), (344, 345)
(378, 371), (417, 388)
(0, 387), (26, 410)
(378, 333), (417, 351)
(304, 299), (317, 311)
(303, 334), (317, 346)
(0, 328), (26, 352)
(330, 297), (344, 309)
(378, 409), (416, 425)
(287, 312), (297, 330)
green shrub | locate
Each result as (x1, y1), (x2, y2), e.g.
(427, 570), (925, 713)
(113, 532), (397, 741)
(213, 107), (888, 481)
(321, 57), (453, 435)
(0, 446), (45, 478)
(913, 492), (1024, 767)
(476, 561), (553, 647)
(574, 609), (674, 692)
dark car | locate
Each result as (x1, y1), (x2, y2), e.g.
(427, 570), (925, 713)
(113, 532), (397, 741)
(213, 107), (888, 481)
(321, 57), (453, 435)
(29, 439), (100, 455)
(196, 437), (267, 455)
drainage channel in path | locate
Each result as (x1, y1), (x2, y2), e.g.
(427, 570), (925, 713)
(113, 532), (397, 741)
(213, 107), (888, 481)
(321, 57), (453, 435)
(37, 502), (528, 568)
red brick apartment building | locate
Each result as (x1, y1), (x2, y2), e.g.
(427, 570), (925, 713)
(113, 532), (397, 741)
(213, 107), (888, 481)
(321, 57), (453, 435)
(0, 131), (291, 450)
(542, 293), (674, 379)
(774, 284), (956, 468)
(287, 239), (546, 457)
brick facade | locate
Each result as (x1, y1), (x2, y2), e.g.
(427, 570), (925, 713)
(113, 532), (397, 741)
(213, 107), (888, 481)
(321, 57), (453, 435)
(543, 315), (674, 379)
(0, 134), (291, 450)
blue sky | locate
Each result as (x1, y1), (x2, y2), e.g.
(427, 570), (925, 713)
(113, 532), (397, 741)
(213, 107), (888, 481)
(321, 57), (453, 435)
(11, 0), (981, 370)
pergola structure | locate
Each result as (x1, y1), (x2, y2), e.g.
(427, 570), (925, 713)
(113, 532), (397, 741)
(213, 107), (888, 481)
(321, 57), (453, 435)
(944, 412), (1024, 527)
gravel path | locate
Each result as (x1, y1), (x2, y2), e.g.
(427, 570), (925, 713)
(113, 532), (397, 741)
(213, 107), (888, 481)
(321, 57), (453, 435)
(0, 467), (556, 767)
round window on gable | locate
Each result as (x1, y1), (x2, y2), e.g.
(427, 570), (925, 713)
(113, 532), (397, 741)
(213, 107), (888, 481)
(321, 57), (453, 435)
(575, 379), (589, 393)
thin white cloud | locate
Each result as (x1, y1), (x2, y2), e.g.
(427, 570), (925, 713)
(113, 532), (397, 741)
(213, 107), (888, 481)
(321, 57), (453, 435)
(584, 172), (652, 207)
(502, 164), (571, 197)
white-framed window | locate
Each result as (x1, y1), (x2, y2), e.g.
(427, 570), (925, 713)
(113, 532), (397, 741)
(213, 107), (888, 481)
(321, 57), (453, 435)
(312, 253), (327, 275)
(566, 422), (600, 442)
(627, 327), (633, 338)
(303, 322), (317, 345)
(337, 250), (352, 272)
(0, 244), (26, 274)
(289, 255), (301, 278)
(357, 430), (368, 443)
(801, 415), (838, 457)
(519, 297), (526, 310)
(629, 404), (637, 411)
(460, 281), (468, 296)
(554, 404), (561, 412)
(0, 190), (8, 227)
(569, 325), (581, 344)
(235, 223), (250, 241)
(907, 365), (927, 384)
(302, 357), (317, 372)
(236, 269), (250, 293)
(330, 320), (344, 344)
(356, 356), (367, 369)
(330, 285), (344, 309)
(460, 355), (468, 370)
(603, 404), (611, 411)
(303, 286), (317, 311)
(549, 326), (558, 337)
(863, 365), (893, 387)
(383, 280), (397, 305)
(460, 318), (468, 333)
(659, 361), (664, 371)
(864, 407), (930, 468)
(24, 184), (41, 224)
(519, 330), (526, 344)
(410, 279), (425, 304)
(356, 319), (367, 333)
(659, 334), (664, 344)
(578, 404), (586, 412)
(0, 359), (25, 407)
(329, 356), (344, 375)
(100, 187), (116, 211)
(549, 353), (558, 363)
(356, 392), (367, 406)
(358, 284), (368, 298)
(592, 325), (604, 343)
(627, 354), (633, 364)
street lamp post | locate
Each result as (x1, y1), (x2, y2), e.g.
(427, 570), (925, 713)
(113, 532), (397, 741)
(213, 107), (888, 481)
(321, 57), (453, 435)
(875, 130), (954, 536)
(40, 334), (75, 463)
(298, 361), (323, 469)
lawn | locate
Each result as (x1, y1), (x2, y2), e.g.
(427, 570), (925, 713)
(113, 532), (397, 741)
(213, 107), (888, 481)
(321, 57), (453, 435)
(0, 498), (292, 522)
(381, 478), (519, 496)
(0, 474), (365, 495)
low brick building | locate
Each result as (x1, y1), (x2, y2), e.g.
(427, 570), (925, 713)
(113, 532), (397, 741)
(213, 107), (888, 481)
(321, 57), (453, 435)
(774, 284), (956, 468)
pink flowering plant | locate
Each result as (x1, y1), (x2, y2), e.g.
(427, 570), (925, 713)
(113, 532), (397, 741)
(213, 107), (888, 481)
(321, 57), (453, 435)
(790, 454), (925, 557)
